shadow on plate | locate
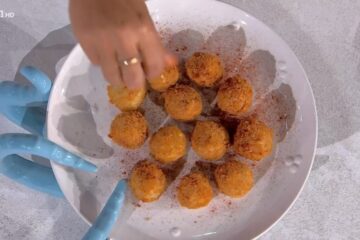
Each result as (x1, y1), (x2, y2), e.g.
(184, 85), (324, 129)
(159, 25), (296, 185)
(55, 93), (113, 159)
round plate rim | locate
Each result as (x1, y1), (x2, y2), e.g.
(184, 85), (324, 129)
(47, 0), (318, 239)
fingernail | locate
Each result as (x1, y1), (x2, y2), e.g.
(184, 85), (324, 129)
(165, 54), (178, 66)
(111, 79), (125, 88)
(126, 80), (144, 90)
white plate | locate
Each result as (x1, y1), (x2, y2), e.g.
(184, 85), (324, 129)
(47, 0), (317, 239)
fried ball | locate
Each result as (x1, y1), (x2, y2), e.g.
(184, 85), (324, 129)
(164, 84), (202, 121)
(191, 120), (229, 161)
(109, 111), (148, 149)
(177, 172), (213, 209)
(107, 85), (146, 111)
(214, 159), (254, 198)
(217, 75), (253, 115)
(233, 118), (273, 161)
(149, 65), (180, 92)
(129, 160), (167, 202)
(185, 52), (224, 87)
(150, 125), (186, 164)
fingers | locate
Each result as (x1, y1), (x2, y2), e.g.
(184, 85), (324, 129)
(164, 52), (178, 66)
(77, 34), (101, 65)
(85, 18), (174, 88)
(114, 34), (145, 89)
(81, 42), (100, 65)
(98, 43), (123, 86)
(87, 32), (175, 89)
(138, 30), (166, 79)
(71, 0), (174, 89)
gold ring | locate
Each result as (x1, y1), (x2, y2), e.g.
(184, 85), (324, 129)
(121, 57), (140, 66)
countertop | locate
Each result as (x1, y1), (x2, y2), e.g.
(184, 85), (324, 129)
(0, 0), (359, 239)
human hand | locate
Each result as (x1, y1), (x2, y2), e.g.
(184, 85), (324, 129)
(69, 0), (176, 89)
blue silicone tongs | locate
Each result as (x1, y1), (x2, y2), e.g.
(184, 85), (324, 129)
(0, 66), (126, 240)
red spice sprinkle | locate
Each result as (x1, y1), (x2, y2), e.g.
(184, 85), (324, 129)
(210, 206), (217, 213)
(112, 28), (281, 213)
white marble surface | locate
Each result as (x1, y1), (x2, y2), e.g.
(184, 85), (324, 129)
(0, 0), (359, 239)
